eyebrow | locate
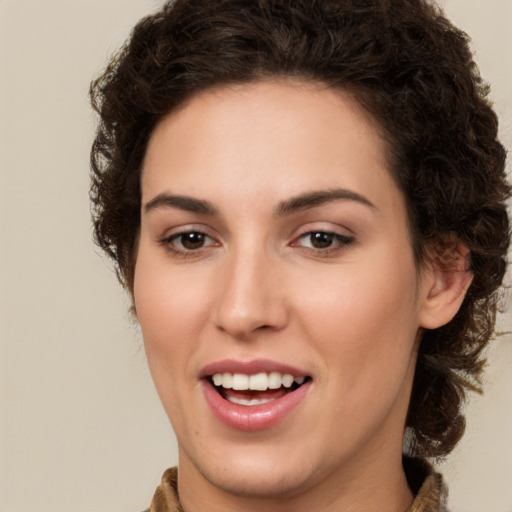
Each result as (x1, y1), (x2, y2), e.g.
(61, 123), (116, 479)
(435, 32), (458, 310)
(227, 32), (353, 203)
(144, 193), (218, 215)
(144, 188), (376, 217)
(275, 188), (376, 216)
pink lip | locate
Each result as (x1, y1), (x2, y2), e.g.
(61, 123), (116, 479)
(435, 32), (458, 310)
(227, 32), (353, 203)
(200, 359), (312, 432)
(199, 358), (309, 378)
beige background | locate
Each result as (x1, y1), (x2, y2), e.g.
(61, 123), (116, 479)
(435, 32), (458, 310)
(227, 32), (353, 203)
(0, 1), (511, 511)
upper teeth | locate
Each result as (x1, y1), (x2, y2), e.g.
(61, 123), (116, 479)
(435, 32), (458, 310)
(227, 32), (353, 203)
(212, 372), (306, 391)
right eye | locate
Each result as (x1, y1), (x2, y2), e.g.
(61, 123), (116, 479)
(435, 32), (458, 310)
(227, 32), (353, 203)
(160, 230), (218, 255)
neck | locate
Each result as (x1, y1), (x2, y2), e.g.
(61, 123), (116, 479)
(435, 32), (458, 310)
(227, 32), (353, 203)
(178, 441), (414, 512)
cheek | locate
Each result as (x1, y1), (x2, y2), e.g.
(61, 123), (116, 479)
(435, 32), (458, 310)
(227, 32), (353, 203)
(133, 256), (212, 433)
(135, 244), (207, 327)
(295, 252), (420, 388)
(133, 249), (210, 384)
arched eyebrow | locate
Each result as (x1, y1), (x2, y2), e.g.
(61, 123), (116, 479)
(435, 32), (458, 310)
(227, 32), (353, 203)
(144, 193), (218, 215)
(144, 188), (376, 217)
(275, 188), (376, 216)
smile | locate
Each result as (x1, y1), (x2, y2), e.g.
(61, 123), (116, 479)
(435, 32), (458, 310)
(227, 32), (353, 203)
(210, 372), (310, 406)
(200, 361), (312, 431)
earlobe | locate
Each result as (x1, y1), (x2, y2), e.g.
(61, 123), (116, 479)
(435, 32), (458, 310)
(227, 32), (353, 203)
(418, 241), (473, 329)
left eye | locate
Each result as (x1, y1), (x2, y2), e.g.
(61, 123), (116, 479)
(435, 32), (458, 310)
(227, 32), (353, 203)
(295, 231), (353, 250)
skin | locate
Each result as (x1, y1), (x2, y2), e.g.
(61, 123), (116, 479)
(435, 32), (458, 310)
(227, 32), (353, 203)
(134, 81), (470, 512)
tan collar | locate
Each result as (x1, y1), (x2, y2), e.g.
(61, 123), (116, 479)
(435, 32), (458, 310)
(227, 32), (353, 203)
(148, 467), (183, 512)
(405, 473), (448, 512)
(404, 456), (449, 512)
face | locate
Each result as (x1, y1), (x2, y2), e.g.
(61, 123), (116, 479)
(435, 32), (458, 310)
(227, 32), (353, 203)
(135, 81), (433, 503)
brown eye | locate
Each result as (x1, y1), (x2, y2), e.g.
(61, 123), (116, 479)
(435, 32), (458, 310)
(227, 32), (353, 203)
(162, 230), (217, 254)
(309, 232), (335, 249)
(293, 230), (355, 253)
(179, 232), (207, 250)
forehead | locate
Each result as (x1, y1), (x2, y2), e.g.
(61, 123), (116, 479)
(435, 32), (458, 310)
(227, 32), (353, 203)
(141, 80), (401, 217)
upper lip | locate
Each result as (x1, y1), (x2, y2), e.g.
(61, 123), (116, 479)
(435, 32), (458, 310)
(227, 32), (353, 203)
(199, 359), (310, 379)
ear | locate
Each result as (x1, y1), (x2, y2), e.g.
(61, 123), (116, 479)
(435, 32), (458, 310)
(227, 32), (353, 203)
(418, 239), (473, 329)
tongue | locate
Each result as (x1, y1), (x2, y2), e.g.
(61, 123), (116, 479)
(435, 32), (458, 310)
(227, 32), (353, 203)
(221, 387), (290, 402)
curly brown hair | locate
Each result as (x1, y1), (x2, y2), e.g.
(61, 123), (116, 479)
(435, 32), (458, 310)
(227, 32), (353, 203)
(90, 0), (510, 459)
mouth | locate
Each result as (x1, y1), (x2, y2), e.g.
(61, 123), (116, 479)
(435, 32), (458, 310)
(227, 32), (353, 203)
(200, 359), (313, 430)
(208, 371), (312, 406)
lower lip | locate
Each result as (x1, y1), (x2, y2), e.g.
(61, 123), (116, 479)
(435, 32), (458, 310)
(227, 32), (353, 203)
(202, 380), (311, 432)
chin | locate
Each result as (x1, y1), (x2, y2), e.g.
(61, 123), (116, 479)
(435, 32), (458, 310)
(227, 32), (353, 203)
(203, 464), (311, 499)
(183, 445), (319, 500)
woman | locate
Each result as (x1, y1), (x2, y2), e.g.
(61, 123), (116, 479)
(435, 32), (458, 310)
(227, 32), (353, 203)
(90, 0), (510, 510)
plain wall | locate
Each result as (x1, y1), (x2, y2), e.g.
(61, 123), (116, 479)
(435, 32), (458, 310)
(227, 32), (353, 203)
(0, 1), (510, 511)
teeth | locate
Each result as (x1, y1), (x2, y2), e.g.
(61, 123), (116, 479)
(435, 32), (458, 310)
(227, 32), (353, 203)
(211, 372), (307, 391)
(249, 373), (268, 391)
(221, 372), (233, 389)
(282, 374), (294, 388)
(226, 396), (273, 406)
(268, 371), (282, 389)
(232, 373), (249, 390)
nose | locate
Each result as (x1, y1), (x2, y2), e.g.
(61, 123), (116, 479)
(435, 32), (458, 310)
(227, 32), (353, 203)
(213, 248), (288, 340)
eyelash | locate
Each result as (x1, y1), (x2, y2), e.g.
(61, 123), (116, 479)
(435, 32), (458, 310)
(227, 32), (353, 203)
(159, 231), (218, 258)
(159, 229), (355, 258)
(291, 230), (355, 255)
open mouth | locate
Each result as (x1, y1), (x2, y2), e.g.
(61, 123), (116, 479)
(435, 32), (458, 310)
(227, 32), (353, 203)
(208, 372), (312, 406)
